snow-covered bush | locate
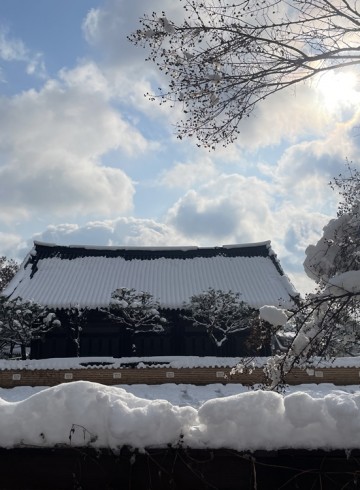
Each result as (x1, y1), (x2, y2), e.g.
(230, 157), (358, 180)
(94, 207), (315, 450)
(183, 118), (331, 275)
(183, 289), (260, 348)
(0, 257), (18, 292)
(106, 288), (167, 353)
(0, 297), (60, 360)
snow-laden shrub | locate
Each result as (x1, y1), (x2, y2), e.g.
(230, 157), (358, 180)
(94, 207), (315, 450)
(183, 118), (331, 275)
(0, 297), (60, 360)
(0, 257), (18, 293)
(106, 288), (167, 353)
(183, 288), (260, 348)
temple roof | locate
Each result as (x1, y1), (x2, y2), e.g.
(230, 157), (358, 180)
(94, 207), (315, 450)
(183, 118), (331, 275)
(3, 241), (298, 309)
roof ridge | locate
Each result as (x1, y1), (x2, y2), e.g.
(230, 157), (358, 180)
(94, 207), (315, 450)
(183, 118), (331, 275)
(33, 240), (272, 251)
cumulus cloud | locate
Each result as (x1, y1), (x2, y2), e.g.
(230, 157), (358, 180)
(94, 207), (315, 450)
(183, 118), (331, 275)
(166, 174), (276, 242)
(160, 156), (218, 189)
(81, 0), (187, 125)
(26, 217), (190, 252)
(259, 127), (356, 215)
(162, 172), (336, 294)
(0, 62), (162, 222)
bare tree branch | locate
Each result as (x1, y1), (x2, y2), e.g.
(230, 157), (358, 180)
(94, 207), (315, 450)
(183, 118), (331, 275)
(129, 0), (360, 147)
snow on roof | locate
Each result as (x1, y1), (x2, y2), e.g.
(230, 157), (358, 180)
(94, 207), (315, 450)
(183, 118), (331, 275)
(3, 241), (298, 309)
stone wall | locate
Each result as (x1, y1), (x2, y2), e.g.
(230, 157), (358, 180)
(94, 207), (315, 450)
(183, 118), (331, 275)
(0, 366), (359, 388)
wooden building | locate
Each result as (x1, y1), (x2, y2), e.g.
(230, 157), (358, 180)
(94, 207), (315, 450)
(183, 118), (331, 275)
(3, 241), (298, 359)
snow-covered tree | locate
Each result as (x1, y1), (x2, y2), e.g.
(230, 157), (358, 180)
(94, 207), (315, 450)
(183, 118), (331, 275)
(262, 164), (360, 388)
(304, 164), (360, 285)
(107, 288), (167, 353)
(183, 288), (260, 347)
(129, 1), (360, 148)
(60, 306), (89, 357)
(0, 257), (18, 292)
(0, 297), (60, 360)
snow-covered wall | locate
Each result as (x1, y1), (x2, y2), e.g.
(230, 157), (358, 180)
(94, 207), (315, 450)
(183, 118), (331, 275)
(1, 380), (360, 451)
(0, 357), (360, 389)
(0, 356), (359, 371)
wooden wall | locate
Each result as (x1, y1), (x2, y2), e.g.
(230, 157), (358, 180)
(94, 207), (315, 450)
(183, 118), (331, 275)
(31, 309), (269, 359)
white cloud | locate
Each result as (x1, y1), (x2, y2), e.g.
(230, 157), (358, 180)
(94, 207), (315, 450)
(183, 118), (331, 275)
(0, 25), (46, 79)
(234, 84), (343, 151)
(163, 172), (337, 294)
(166, 174), (276, 242)
(81, 0), (187, 125)
(0, 232), (24, 258)
(0, 62), (164, 222)
(0, 27), (27, 61)
(58, 62), (111, 99)
(287, 271), (316, 296)
(259, 127), (356, 215)
(160, 156), (218, 189)
(28, 217), (190, 251)
(82, 0), (184, 67)
(81, 0), (360, 152)
(0, 155), (134, 218)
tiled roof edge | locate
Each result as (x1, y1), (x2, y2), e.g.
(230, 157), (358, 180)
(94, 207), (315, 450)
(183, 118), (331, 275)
(31, 240), (274, 262)
(33, 240), (271, 252)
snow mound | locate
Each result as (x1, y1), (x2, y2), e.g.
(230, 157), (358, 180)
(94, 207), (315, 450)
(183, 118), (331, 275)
(0, 381), (196, 449)
(1, 381), (360, 450)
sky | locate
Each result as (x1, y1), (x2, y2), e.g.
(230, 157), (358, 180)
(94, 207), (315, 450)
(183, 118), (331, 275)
(1, 0), (360, 294)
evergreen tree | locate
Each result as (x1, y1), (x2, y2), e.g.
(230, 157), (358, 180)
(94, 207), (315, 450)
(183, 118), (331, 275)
(107, 288), (167, 353)
(184, 288), (259, 347)
(0, 257), (19, 292)
(0, 297), (60, 360)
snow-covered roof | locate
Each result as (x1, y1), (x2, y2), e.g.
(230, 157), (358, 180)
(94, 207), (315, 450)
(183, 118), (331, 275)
(3, 241), (298, 309)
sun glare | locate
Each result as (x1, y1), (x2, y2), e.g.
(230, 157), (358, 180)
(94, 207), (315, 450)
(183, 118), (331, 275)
(315, 71), (360, 110)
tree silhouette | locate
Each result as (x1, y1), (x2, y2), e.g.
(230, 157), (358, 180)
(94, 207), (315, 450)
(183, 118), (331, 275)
(130, 0), (360, 147)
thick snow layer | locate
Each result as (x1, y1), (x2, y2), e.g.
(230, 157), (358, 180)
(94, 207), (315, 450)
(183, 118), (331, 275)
(1, 355), (360, 371)
(326, 270), (360, 295)
(0, 381), (360, 451)
(259, 305), (288, 326)
(303, 214), (349, 283)
(0, 356), (244, 371)
(5, 247), (297, 310)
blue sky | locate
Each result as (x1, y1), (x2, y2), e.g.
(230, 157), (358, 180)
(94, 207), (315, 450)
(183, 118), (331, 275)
(1, 0), (360, 294)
